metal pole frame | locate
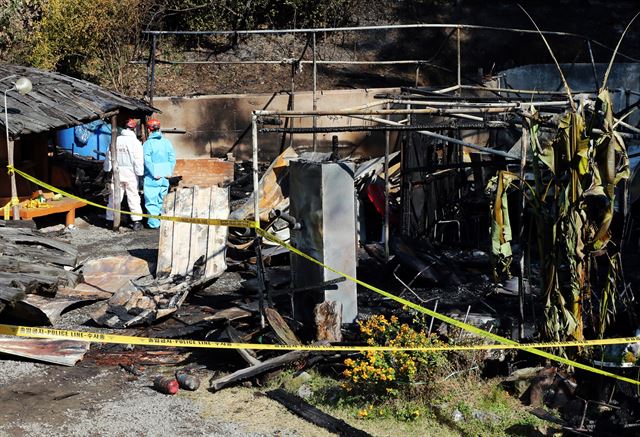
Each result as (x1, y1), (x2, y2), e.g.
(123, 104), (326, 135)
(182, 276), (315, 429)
(140, 24), (640, 64)
(251, 112), (266, 328)
(149, 34), (157, 106)
(312, 32), (318, 151)
(4, 85), (20, 219)
(383, 103), (390, 261)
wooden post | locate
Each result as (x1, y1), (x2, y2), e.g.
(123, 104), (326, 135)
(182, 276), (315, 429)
(109, 115), (121, 229)
(7, 138), (19, 220)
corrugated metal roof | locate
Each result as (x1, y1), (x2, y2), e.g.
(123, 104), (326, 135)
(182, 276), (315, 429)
(0, 64), (156, 139)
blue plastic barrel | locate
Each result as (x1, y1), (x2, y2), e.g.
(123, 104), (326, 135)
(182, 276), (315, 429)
(55, 121), (112, 160)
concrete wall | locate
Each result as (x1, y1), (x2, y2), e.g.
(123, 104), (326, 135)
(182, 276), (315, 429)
(153, 88), (400, 161)
(498, 63), (640, 124)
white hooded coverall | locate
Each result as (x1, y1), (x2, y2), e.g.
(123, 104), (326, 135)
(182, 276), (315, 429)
(103, 128), (144, 221)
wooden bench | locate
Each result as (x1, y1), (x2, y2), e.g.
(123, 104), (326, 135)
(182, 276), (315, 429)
(19, 197), (86, 227)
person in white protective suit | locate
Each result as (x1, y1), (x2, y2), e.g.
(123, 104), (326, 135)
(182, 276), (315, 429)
(103, 119), (144, 230)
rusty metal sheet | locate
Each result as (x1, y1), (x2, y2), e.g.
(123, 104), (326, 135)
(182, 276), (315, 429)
(76, 255), (152, 295)
(0, 336), (89, 366)
(6, 294), (85, 325)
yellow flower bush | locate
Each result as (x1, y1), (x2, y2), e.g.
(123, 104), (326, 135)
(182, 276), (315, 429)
(342, 315), (446, 399)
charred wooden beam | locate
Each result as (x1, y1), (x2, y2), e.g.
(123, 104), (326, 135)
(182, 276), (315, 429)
(266, 389), (371, 437)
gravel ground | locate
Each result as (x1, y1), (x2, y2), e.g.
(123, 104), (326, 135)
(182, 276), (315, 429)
(0, 219), (333, 437)
(0, 358), (332, 437)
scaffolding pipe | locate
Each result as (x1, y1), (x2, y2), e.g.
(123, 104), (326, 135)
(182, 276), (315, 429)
(288, 63), (296, 148)
(260, 123), (508, 133)
(131, 59), (447, 66)
(252, 113), (260, 226)
(255, 107), (550, 117)
(350, 114), (520, 160)
(456, 27), (461, 93)
(149, 35), (157, 105)
(312, 32), (318, 151)
(384, 103), (390, 261)
(385, 99), (572, 108)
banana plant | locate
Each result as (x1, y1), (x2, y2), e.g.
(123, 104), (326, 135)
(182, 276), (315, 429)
(487, 8), (637, 346)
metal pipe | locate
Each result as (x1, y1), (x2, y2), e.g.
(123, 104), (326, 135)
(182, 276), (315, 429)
(456, 26), (461, 94)
(289, 63), (296, 149)
(273, 209), (302, 230)
(351, 114), (520, 159)
(109, 114), (121, 230)
(255, 107), (526, 117)
(251, 113), (260, 226)
(385, 99), (572, 108)
(384, 103), (390, 262)
(312, 32), (317, 151)
(4, 88), (19, 219)
(260, 122), (509, 133)
(130, 59), (448, 66)
(252, 111), (265, 328)
(459, 84), (595, 95)
(150, 34), (157, 106)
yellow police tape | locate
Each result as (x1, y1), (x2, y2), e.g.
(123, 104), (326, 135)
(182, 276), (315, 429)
(6, 165), (640, 385)
(2, 196), (19, 220)
(1, 324), (639, 354)
(7, 166), (255, 229)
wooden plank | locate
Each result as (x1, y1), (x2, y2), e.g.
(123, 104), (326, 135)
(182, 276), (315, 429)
(187, 186), (211, 277)
(266, 389), (371, 437)
(225, 326), (262, 367)
(156, 190), (176, 278)
(204, 187), (229, 279)
(265, 307), (301, 346)
(170, 187), (194, 277)
(209, 350), (308, 392)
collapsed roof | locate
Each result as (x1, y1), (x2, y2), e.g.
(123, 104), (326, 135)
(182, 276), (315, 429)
(0, 64), (156, 140)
